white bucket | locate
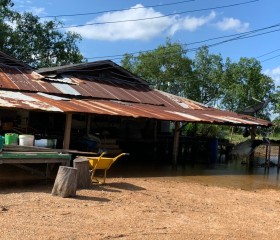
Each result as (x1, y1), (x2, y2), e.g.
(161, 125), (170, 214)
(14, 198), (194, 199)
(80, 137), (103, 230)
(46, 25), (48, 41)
(19, 135), (34, 146)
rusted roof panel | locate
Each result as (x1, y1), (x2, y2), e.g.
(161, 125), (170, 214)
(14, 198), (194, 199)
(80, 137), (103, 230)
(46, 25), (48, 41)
(0, 66), (62, 94)
(0, 59), (272, 127)
(0, 62), (205, 107)
(0, 90), (272, 127)
(0, 65), (218, 109)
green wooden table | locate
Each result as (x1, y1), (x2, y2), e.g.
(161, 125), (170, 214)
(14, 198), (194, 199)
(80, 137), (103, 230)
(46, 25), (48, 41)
(0, 151), (71, 178)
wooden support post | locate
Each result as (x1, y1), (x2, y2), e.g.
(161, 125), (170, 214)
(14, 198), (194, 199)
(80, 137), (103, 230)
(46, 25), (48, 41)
(153, 120), (158, 161)
(278, 145), (280, 172)
(172, 122), (180, 168)
(250, 126), (256, 140)
(63, 113), (72, 150)
(51, 166), (77, 198)
(249, 126), (256, 167)
(86, 115), (91, 135)
(73, 157), (91, 189)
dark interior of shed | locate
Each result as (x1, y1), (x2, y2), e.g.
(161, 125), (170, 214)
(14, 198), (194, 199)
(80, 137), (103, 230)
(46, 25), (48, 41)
(0, 110), (230, 167)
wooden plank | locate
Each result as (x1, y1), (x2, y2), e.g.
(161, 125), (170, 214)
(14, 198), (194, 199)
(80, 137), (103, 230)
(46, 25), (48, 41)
(1, 152), (70, 159)
(3, 145), (98, 155)
(0, 158), (69, 164)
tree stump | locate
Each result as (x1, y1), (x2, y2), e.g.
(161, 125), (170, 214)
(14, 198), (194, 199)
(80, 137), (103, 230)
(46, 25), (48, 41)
(73, 157), (91, 189)
(51, 166), (77, 198)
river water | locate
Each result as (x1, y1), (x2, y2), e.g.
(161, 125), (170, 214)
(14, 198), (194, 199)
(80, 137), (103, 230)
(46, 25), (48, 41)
(1, 155), (279, 191)
(112, 156), (280, 191)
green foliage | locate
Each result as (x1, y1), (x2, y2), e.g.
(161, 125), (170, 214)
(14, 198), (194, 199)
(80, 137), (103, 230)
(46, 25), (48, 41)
(181, 123), (226, 138)
(121, 39), (193, 96)
(191, 46), (223, 105)
(121, 41), (276, 119)
(0, 1), (83, 68)
(220, 57), (275, 117)
(271, 87), (280, 117)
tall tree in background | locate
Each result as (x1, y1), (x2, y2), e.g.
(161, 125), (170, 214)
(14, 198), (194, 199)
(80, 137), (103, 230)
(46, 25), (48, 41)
(272, 88), (280, 123)
(121, 41), (275, 119)
(221, 57), (275, 118)
(191, 46), (223, 105)
(0, 1), (83, 68)
(0, 0), (14, 50)
(121, 40), (193, 96)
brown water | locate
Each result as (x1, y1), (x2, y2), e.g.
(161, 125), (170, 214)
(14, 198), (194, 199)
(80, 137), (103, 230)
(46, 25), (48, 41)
(1, 157), (280, 191)
(111, 157), (280, 191)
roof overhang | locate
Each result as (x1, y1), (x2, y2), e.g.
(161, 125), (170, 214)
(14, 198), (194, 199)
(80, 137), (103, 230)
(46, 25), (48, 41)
(0, 90), (272, 127)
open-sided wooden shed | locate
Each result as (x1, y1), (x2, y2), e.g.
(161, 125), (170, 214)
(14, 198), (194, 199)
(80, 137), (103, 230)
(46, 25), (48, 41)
(0, 51), (272, 166)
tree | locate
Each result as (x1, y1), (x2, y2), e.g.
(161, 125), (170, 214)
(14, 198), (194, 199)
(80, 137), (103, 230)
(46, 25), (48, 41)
(221, 57), (275, 118)
(121, 40), (193, 96)
(271, 87), (280, 117)
(191, 46), (224, 105)
(0, 0), (15, 50)
(0, 1), (83, 68)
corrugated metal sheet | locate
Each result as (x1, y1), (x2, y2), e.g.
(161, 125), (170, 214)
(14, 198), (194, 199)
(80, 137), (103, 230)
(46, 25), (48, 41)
(0, 90), (272, 127)
(0, 61), (272, 127)
(0, 65), (208, 108)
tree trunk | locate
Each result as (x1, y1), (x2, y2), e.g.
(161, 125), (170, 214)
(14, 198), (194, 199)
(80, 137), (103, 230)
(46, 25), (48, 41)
(51, 166), (77, 198)
(73, 157), (91, 189)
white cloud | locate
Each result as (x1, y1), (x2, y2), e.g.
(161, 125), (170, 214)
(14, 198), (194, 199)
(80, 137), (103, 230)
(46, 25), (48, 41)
(264, 66), (280, 87)
(182, 11), (216, 31)
(69, 5), (216, 41)
(168, 11), (216, 35)
(216, 17), (249, 32)
(26, 7), (45, 16)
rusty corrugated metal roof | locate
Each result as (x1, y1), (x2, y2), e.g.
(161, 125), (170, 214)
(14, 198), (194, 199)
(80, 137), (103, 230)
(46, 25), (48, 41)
(0, 60), (272, 127)
(0, 64), (204, 107)
(0, 90), (272, 127)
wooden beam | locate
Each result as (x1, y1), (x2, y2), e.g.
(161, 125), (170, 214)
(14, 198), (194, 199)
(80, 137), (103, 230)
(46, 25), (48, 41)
(172, 121), (180, 168)
(63, 113), (72, 150)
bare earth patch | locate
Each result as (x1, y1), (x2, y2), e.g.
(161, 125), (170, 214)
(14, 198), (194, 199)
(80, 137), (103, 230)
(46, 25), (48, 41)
(1, 176), (280, 240)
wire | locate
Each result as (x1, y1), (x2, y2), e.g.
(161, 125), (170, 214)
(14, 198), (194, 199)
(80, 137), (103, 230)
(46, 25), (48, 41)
(261, 54), (280, 63)
(5, 22), (279, 68)
(40, 0), (195, 19)
(57, 0), (259, 29)
(82, 23), (280, 61)
(256, 49), (280, 58)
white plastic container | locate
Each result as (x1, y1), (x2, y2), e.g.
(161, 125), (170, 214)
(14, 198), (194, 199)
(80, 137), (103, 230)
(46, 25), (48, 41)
(34, 139), (57, 148)
(19, 135), (34, 146)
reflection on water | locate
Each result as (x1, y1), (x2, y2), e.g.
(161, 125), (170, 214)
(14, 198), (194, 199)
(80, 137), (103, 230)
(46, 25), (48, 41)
(112, 157), (280, 191)
(1, 157), (279, 191)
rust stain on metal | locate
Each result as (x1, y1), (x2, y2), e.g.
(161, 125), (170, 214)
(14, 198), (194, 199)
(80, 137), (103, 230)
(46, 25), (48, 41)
(0, 60), (272, 127)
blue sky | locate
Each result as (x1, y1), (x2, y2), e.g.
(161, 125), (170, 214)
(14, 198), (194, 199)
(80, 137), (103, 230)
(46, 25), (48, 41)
(12, 0), (280, 86)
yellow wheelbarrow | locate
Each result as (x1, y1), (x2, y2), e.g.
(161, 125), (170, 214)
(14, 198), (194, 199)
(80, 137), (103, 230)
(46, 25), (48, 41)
(87, 152), (129, 184)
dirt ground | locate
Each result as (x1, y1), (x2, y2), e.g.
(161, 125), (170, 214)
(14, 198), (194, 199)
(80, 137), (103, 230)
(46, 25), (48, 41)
(1, 174), (280, 240)
(1, 143), (280, 240)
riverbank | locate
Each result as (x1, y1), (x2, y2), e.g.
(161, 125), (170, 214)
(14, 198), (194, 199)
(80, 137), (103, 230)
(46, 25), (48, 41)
(1, 176), (280, 240)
